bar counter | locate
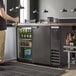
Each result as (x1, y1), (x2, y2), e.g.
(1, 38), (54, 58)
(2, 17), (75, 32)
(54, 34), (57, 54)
(6, 22), (76, 66)
(6, 23), (76, 27)
(11, 23), (76, 26)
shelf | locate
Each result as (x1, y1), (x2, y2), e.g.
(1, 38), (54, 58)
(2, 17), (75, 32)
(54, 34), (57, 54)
(20, 46), (32, 48)
(18, 57), (32, 61)
(19, 41), (32, 47)
(19, 39), (32, 41)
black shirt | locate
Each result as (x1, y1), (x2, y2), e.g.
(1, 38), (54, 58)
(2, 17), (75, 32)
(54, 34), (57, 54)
(0, 0), (6, 30)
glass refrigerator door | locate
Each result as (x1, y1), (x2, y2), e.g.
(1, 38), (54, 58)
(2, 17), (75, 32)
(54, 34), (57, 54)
(17, 27), (32, 61)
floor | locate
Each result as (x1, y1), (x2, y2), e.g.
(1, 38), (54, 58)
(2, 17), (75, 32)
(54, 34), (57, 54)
(61, 64), (76, 76)
(61, 70), (76, 76)
(12, 61), (76, 76)
(1, 61), (76, 76)
(0, 61), (65, 76)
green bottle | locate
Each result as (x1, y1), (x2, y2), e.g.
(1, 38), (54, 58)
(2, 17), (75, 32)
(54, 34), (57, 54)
(14, 22), (18, 27)
(70, 38), (74, 46)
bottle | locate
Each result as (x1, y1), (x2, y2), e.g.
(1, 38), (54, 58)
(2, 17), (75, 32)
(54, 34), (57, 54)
(21, 29), (24, 38)
(66, 33), (70, 45)
(70, 39), (74, 46)
(24, 29), (26, 38)
(66, 39), (69, 45)
(69, 33), (74, 46)
(27, 28), (29, 39)
(29, 28), (32, 39)
(13, 22), (18, 27)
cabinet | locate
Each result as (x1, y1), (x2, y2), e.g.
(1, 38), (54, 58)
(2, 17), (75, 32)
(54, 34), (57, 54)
(4, 27), (16, 61)
(16, 26), (32, 62)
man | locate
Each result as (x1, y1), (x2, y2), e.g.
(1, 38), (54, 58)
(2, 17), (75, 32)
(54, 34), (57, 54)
(0, 0), (19, 65)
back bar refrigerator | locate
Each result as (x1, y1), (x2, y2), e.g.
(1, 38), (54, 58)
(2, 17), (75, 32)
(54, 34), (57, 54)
(16, 26), (51, 65)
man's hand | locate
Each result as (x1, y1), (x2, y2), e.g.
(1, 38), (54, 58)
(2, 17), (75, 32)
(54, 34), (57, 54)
(14, 17), (19, 23)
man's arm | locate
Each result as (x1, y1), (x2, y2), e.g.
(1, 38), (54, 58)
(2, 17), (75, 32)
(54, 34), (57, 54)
(0, 7), (19, 23)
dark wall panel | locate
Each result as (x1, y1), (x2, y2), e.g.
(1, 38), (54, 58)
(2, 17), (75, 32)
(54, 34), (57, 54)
(30, 0), (39, 22)
(7, 0), (20, 23)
